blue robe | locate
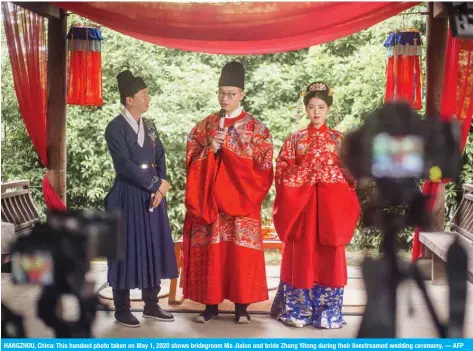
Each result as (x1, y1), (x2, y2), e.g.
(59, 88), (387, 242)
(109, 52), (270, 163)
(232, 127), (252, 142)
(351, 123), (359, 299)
(104, 114), (178, 290)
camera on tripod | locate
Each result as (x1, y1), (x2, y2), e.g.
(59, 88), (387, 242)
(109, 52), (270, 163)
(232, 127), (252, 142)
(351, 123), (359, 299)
(340, 102), (466, 338)
(10, 209), (123, 287)
(341, 102), (462, 228)
(3, 209), (123, 338)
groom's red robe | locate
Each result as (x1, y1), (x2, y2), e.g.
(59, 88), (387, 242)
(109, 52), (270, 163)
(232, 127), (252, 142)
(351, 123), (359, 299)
(183, 111), (273, 304)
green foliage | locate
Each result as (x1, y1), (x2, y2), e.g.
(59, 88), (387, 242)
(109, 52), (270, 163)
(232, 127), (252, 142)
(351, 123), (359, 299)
(445, 132), (473, 220)
(3, 5), (471, 250)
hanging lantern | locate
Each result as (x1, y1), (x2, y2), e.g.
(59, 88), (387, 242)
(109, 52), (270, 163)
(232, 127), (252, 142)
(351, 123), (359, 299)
(384, 30), (423, 110)
(67, 25), (103, 106)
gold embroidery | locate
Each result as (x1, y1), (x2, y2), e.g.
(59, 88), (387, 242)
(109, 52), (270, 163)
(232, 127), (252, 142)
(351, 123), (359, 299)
(190, 214), (262, 250)
(276, 128), (347, 187)
(187, 112), (273, 171)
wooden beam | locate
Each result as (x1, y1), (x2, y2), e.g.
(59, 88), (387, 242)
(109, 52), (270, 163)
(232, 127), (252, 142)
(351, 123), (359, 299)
(46, 9), (68, 205)
(13, 2), (60, 19)
(425, 2), (449, 233)
(433, 2), (448, 19)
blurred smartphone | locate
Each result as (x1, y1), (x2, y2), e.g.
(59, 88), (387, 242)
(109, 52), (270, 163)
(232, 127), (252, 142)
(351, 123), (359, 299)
(11, 250), (54, 286)
(372, 133), (424, 179)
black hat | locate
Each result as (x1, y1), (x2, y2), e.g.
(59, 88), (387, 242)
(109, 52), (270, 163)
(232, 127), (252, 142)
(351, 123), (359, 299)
(218, 61), (245, 90)
(303, 81), (333, 107)
(117, 70), (147, 105)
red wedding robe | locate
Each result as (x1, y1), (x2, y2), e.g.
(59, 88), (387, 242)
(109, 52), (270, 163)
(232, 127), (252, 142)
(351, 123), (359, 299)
(183, 111), (274, 305)
(273, 124), (360, 289)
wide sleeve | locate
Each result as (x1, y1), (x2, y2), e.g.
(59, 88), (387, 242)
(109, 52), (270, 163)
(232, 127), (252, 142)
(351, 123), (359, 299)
(251, 123), (274, 197)
(316, 131), (360, 247)
(317, 182), (360, 247)
(214, 121), (274, 216)
(105, 122), (161, 193)
(272, 135), (315, 242)
(184, 117), (219, 224)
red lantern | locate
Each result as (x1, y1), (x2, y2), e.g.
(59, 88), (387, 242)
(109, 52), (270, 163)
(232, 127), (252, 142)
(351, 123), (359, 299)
(384, 30), (423, 110)
(67, 26), (103, 106)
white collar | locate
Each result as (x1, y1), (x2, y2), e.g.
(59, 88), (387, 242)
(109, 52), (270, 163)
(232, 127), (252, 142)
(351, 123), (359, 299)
(226, 106), (243, 119)
(122, 108), (145, 147)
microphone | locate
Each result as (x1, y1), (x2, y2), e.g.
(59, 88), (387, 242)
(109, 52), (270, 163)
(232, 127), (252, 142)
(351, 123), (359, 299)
(215, 109), (226, 155)
(218, 108), (226, 132)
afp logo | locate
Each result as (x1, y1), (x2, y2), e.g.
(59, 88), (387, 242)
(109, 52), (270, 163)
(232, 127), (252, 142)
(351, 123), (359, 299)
(453, 343), (464, 349)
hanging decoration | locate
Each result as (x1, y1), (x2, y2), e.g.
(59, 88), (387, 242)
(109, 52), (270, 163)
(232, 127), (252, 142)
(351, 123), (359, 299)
(411, 30), (473, 262)
(384, 30), (423, 110)
(67, 25), (104, 106)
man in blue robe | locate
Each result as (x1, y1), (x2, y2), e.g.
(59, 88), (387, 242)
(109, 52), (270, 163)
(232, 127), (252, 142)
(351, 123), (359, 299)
(104, 70), (178, 327)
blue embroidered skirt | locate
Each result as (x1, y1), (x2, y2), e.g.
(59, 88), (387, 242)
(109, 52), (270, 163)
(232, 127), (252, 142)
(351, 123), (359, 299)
(270, 282), (345, 329)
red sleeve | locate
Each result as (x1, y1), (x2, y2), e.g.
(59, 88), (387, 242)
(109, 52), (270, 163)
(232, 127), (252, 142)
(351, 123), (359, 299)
(272, 135), (315, 242)
(214, 120), (274, 216)
(317, 132), (360, 246)
(184, 116), (219, 224)
(317, 182), (360, 247)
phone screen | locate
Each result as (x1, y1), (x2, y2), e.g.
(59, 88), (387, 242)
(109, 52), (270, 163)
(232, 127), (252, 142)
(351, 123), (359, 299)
(11, 251), (54, 285)
(371, 133), (424, 179)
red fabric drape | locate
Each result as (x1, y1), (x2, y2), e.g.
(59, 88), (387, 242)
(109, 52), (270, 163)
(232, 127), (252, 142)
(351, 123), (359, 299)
(411, 31), (473, 261)
(2, 2), (66, 211)
(455, 39), (473, 151)
(42, 176), (67, 211)
(2, 3), (47, 165)
(54, 2), (417, 55)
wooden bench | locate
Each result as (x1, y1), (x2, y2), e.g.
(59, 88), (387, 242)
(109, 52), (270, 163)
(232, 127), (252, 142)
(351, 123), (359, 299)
(1, 180), (40, 264)
(419, 184), (473, 285)
(168, 236), (284, 305)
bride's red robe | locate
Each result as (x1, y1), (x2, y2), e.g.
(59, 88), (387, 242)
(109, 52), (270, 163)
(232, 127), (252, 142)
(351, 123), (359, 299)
(183, 111), (274, 305)
(273, 124), (360, 289)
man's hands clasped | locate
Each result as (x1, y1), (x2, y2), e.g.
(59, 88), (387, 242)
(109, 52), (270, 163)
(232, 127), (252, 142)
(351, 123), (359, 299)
(152, 179), (170, 208)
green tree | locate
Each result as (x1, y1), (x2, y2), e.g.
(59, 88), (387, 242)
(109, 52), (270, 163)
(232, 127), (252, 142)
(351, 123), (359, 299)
(4, 5), (470, 251)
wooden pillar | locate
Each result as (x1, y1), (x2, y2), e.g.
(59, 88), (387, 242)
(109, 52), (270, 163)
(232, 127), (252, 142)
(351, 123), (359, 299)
(426, 2), (448, 116)
(425, 2), (448, 232)
(46, 9), (68, 205)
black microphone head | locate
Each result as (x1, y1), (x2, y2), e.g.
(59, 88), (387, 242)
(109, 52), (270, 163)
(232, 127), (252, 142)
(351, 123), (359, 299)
(219, 109), (226, 119)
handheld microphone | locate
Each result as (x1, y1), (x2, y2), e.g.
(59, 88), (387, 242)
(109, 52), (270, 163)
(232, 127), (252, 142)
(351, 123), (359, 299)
(215, 109), (226, 155)
(218, 108), (226, 132)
